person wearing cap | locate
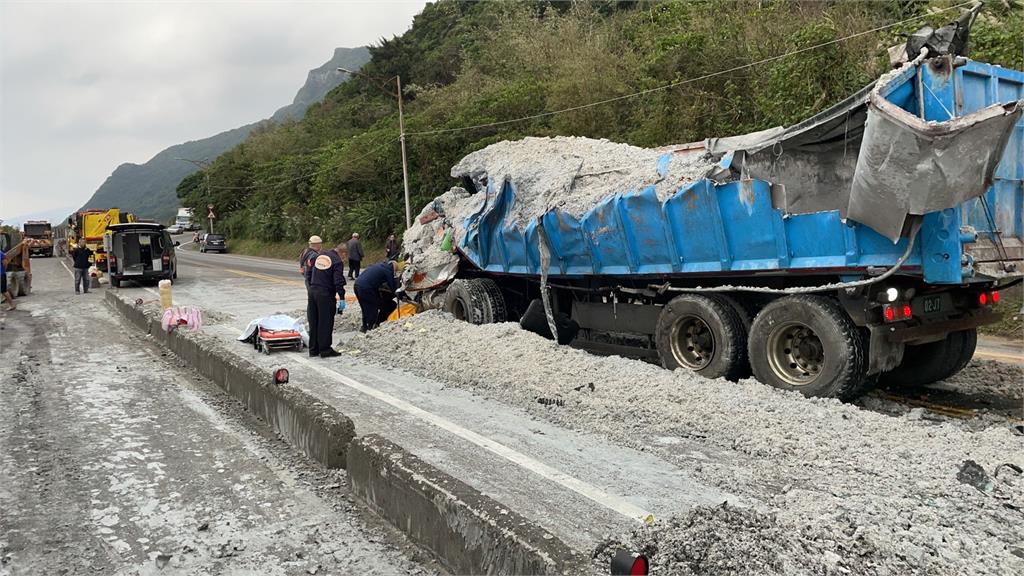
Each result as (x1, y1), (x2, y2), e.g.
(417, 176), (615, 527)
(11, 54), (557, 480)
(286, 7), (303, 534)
(299, 235), (323, 287)
(353, 259), (404, 332)
(305, 243), (348, 358)
(346, 232), (364, 279)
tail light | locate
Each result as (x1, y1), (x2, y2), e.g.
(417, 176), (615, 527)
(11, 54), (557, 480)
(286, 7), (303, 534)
(882, 303), (913, 323)
(979, 291), (1000, 306)
(162, 253), (170, 265)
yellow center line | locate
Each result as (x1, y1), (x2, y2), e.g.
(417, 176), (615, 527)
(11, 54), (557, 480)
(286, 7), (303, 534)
(873, 391), (977, 418)
(974, 350), (1024, 364)
(225, 268), (305, 287)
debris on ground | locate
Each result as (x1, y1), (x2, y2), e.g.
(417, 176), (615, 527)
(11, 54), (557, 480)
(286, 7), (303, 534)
(355, 310), (1024, 575)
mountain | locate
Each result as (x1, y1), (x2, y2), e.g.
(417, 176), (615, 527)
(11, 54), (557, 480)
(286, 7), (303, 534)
(79, 46), (371, 222)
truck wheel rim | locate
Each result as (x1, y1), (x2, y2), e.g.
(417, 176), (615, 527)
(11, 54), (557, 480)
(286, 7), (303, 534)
(766, 322), (824, 386)
(670, 315), (715, 370)
(451, 298), (468, 321)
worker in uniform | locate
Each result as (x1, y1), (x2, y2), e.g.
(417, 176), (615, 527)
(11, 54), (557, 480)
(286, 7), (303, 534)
(353, 259), (404, 332)
(299, 235), (323, 287)
(304, 243), (347, 358)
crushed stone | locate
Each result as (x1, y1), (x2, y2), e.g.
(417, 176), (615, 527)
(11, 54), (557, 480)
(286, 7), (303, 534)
(350, 310), (1024, 576)
(402, 136), (717, 289)
(943, 359), (1023, 400)
(451, 136), (717, 224)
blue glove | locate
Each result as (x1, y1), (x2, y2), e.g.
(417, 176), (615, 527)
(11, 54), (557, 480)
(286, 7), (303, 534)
(337, 300), (346, 316)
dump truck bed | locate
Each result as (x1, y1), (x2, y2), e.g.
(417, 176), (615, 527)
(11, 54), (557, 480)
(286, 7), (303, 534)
(449, 57), (1022, 287)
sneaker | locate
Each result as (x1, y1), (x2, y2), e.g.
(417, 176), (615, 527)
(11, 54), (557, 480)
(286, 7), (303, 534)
(319, 349), (341, 358)
(308, 350), (319, 358)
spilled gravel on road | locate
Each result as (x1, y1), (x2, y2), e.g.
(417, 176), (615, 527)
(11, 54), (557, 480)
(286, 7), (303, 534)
(347, 311), (1024, 576)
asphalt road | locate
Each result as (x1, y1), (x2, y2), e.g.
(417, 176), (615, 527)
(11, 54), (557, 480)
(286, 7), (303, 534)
(0, 257), (436, 575)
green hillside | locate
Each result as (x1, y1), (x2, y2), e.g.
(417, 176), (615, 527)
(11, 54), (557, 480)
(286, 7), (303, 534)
(176, 0), (1024, 243)
(81, 47), (371, 222)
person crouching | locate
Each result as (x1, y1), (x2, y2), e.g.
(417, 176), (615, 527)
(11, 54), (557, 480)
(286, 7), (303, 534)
(353, 259), (404, 332)
(305, 243), (347, 358)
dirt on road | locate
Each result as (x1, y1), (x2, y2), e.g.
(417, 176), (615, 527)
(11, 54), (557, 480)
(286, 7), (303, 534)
(0, 262), (435, 575)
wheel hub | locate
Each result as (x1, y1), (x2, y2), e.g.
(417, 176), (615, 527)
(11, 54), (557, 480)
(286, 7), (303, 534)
(670, 315), (715, 370)
(767, 323), (824, 386)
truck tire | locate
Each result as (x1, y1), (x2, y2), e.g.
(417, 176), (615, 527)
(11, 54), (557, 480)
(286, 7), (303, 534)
(444, 279), (501, 325)
(110, 277), (120, 288)
(879, 329), (976, 388)
(655, 294), (749, 381)
(748, 295), (867, 400)
(519, 299), (579, 344)
(474, 278), (507, 323)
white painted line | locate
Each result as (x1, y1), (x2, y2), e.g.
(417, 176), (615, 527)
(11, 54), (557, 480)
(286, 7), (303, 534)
(59, 260), (75, 278)
(288, 353), (653, 522)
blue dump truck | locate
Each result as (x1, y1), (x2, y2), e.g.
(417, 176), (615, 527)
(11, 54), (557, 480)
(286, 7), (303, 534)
(405, 20), (1022, 400)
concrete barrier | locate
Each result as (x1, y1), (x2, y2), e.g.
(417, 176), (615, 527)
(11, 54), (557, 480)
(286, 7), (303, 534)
(348, 434), (588, 575)
(106, 291), (354, 468)
(107, 291), (589, 575)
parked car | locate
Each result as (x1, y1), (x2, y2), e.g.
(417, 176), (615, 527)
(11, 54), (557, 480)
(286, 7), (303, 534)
(200, 233), (227, 253)
(165, 224), (184, 234)
(104, 223), (178, 287)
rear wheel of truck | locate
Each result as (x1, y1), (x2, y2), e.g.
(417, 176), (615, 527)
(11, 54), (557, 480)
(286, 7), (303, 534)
(444, 278), (503, 325)
(748, 295), (867, 400)
(474, 278), (507, 323)
(655, 294), (749, 381)
(879, 329), (976, 388)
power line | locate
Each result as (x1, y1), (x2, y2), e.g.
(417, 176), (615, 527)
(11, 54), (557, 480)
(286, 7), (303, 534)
(406, 1), (975, 137)
(205, 135), (401, 191)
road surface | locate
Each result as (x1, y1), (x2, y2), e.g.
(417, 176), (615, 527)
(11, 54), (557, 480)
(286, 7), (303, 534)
(0, 257), (435, 575)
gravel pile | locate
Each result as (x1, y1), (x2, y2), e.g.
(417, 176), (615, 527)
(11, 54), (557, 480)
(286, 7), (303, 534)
(451, 136), (717, 223)
(944, 359), (1023, 400)
(349, 311), (1024, 575)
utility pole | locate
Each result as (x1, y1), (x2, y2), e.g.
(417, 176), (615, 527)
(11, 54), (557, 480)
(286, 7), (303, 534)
(338, 67), (412, 230)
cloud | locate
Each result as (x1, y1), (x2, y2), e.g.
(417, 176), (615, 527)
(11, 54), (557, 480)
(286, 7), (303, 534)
(0, 0), (427, 219)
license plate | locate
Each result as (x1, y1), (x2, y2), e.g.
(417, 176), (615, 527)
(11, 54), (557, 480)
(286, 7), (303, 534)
(923, 295), (942, 314)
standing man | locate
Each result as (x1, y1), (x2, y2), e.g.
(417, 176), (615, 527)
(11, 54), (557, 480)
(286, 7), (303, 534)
(70, 241), (93, 294)
(346, 233), (364, 279)
(305, 243), (347, 358)
(299, 235), (322, 287)
(353, 260), (403, 332)
(385, 233), (400, 261)
(1, 245), (15, 311)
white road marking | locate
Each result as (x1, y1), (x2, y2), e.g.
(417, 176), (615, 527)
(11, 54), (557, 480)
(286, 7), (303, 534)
(59, 259), (75, 278)
(288, 351), (653, 522)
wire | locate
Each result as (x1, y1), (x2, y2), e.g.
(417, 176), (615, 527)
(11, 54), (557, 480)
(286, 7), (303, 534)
(406, 1), (975, 137)
(205, 135), (401, 191)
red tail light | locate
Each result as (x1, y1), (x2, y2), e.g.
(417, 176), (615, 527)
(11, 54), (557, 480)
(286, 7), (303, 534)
(979, 293), (988, 306)
(611, 550), (649, 575)
(162, 253), (170, 265)
(991, 291), (1000, 304)
(883, 303), (913, 323)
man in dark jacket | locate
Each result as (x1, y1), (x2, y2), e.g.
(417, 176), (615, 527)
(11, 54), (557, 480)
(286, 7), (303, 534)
(346, 233), (364, 279)
(299, 235), (323, 287)
(384, 233), (400, 261)
(305, 243), (347, 358)
(353, 260), (402, 332)
(70, 242), (93, 294)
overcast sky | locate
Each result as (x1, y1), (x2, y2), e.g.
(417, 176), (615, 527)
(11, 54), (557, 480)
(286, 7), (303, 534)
(0, 0), (428, 224)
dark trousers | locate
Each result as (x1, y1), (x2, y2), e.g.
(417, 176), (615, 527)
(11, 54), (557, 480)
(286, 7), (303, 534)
(306, 288), (335, 355)
(74, 268), (89, 293)
(355, 286), (397, 331)
(348, 259), (361, 278)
